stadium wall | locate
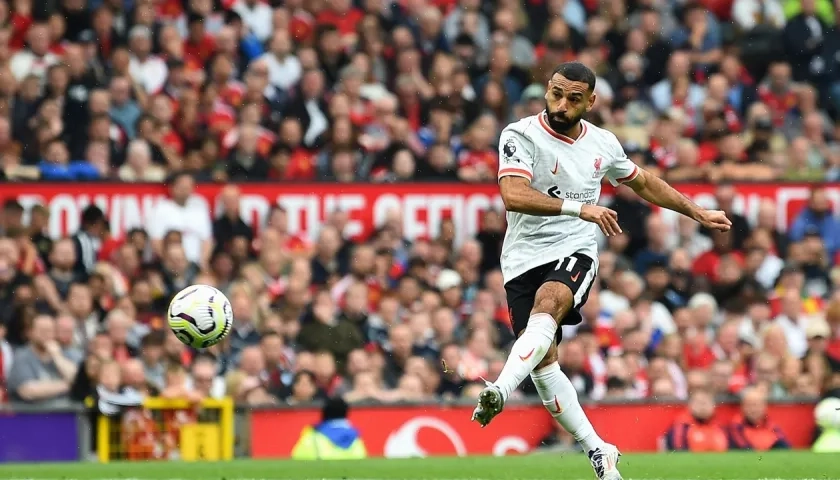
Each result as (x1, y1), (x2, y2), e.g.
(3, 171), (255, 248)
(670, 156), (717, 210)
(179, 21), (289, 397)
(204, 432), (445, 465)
(0, 399), (816, 462)
(1, 182), (838, 244)
(249, 400), (816, 458)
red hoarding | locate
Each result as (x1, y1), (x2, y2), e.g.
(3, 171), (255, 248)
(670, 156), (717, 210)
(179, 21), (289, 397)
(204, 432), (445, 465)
(1, 183), (838, 242)
(249, 402), (815, 458)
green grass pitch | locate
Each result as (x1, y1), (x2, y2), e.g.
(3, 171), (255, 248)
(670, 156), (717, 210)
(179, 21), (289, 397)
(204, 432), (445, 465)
(0, 451), (837, 480)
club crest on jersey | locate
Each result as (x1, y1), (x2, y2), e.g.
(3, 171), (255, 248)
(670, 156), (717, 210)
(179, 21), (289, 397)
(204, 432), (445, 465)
(503, 139), (519, 161)
(593, 157), (603, 178)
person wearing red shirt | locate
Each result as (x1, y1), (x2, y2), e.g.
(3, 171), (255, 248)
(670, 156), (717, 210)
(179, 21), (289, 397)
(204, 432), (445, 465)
(155, 0), (185, 22)
(275, 117), (317, 181)
(221, 104), (277, 158)
(649, 114), (681, 169)
(728, 386), (791, 450)
(9, 0), (33, 51)
(663, 389), (728, 452)
(183, 14), (217, 66)
(757, 62), (797, 127)
(208, 55), (245, 109)
(683, 329), (716, 370)
(148, 95), (184, 157)
(457, 115), (499, 182)
(692, 230), (743, 282)
(261, 206), (312, 256)
(316, 0), (364, 37)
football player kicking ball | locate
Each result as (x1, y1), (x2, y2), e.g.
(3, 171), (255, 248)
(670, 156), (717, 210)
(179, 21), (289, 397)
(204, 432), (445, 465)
(471, 62), (732, 480)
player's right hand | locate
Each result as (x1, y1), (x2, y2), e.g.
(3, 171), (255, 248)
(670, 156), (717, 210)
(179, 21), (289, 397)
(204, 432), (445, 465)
(580, 205), (622, 237)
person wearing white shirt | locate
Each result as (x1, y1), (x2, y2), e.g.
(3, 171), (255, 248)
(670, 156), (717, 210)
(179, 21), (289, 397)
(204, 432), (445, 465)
(145, 172), (213, 267)
(10, 23), (59, 81)
(118, 139), (167, 182)
(127, 26), (169, 94)
(772, 289), (809, 358)
(257, 30), (302, 92)
(649, 51), (706, 113)
(732, 0), (786, 31)
(232, 0), (274, 43)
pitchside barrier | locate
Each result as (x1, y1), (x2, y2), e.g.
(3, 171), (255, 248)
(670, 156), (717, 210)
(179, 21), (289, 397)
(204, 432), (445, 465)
(95, 397), (234, 463)
(0, 397), (819, 462)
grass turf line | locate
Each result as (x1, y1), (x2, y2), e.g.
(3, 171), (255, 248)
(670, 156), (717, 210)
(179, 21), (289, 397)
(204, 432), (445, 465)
(0, 451), (837, 479)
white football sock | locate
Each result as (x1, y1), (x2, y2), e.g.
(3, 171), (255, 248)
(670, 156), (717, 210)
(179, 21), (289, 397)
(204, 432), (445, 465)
(531, 362), (605, 453)
(492, 313), (556, 401)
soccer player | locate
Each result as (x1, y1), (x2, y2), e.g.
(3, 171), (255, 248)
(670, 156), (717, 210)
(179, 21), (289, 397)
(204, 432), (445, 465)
(471, 62), (732, 480)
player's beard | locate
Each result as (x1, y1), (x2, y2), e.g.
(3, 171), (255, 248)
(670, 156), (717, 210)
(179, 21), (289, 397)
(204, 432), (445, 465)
(544, 103), (583, 135)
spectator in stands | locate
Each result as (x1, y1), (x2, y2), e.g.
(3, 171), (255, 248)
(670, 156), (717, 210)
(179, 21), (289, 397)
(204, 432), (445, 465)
(728, 386), (791, 450)
(146, 172), (213, 267)
(7, 314), (78, 407)
(71, 205), (107, 280)
(55, 314), (84, 364)
(790, 188), (840, 259)
(139, 330), (166, 391)
(298, 289), (364, 371)
(188, 355), (225, 399)
(118, 140), (167, 182)
(95, 360), (143, 416)
(288, 370), (321, 405)
(663, 389), (728, 452)
(10, 23), (59, 81)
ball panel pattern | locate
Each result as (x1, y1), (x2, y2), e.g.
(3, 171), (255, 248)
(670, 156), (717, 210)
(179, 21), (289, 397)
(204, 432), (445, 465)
(167, 284), (234, 349)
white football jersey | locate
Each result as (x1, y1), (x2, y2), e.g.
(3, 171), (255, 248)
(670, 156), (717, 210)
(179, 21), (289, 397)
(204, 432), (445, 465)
(497, 113), (640, 284)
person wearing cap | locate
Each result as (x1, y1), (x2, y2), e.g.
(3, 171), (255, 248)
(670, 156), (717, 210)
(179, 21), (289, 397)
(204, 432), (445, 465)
(804, 316), (833, 357)
(436, 269), (463, 311)
(291, 397), (367, 460)
(519, 84), (546, 117)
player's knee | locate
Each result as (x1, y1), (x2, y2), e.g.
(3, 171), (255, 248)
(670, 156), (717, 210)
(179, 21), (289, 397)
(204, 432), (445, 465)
(532, 282), (574, 321)
(536, 344), (558, 369)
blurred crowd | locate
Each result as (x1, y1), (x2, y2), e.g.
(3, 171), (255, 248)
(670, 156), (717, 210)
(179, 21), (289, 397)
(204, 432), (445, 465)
(0, 0), (839, 437)
(2, 175), (840, 413)
(2, 0), (840, 182)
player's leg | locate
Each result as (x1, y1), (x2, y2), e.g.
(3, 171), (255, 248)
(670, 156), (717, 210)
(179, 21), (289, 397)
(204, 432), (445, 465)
(529, 255), (623, 480)
(472, 264), (572, 427)
(531, 337), (622, 480)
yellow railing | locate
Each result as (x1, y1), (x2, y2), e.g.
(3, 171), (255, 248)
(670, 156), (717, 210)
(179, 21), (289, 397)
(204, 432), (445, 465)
(96, 397), (234, 463)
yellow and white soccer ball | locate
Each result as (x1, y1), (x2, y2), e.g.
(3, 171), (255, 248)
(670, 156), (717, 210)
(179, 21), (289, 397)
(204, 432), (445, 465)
(815, 397), (840, 430)
(167, 285), (233, 349)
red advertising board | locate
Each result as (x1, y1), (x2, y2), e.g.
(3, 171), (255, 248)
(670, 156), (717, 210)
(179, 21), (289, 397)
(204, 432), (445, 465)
(250, 401), (816, 458)
(1, 183), (838, 242)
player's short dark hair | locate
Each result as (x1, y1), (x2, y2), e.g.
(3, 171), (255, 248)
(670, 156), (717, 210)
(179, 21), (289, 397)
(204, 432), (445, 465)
(552, 62), (597, 92)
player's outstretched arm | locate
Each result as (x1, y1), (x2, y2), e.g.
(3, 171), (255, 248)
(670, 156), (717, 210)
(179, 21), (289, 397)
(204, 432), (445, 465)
(499, 176), (622, 236)
(624, 169), (732, 231)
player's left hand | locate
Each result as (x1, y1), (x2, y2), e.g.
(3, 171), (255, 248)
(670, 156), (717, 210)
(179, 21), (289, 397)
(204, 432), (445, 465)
(696, 209), (732, 231)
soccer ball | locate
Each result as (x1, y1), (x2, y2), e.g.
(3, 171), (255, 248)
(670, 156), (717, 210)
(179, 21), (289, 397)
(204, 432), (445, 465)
(167, 285), (233, 349)
(815, 397), (840, 430)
